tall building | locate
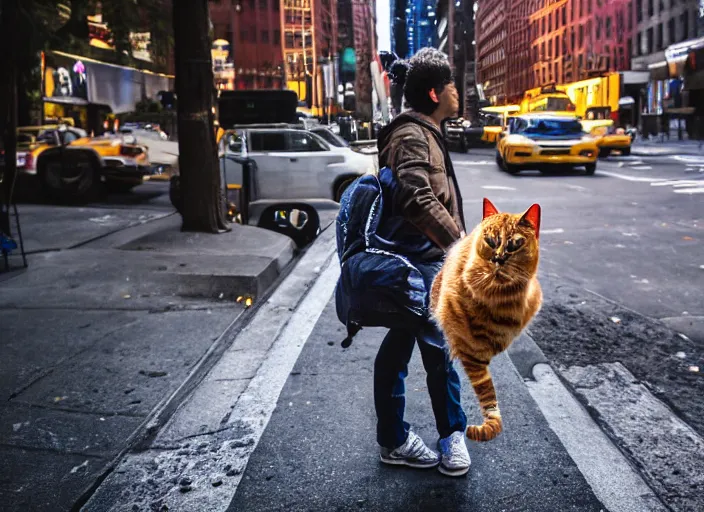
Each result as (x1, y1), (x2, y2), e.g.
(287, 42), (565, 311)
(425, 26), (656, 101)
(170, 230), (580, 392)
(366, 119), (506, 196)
(506, 0), (536, 101)
(531, 0), (633, 88)
(391, 0), (437, 58)
(209, 0), (284, 90)
(477, 0), (637, 103)
(390, 0), (409, 58)
(475, 0), (511, 103)
(281, 0), (339, 111)
(630, 0), (703, 136)
(436, 0), (481, 119)
(350, 0), (377, 119)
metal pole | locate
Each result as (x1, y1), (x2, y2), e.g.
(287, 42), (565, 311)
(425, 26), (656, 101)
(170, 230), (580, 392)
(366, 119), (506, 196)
(448, 0), (454, 68)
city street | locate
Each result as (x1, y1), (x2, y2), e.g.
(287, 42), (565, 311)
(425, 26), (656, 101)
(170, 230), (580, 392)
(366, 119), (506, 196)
(61, 150), (703, 511)
(226, 151), (703, 512)
(2, 0), (704, 510)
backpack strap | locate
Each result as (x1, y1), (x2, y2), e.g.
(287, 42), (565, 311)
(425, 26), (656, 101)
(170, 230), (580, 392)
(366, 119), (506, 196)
(341, 321), (362, 348)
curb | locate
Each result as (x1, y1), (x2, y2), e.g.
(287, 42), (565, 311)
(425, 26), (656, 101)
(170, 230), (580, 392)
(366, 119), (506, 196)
(70, 224), (336, 511)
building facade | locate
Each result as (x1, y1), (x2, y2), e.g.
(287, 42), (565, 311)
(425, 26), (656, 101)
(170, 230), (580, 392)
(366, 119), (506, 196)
(209, 0), (285, 90)
(391, 0), (437, 58)
(390, 0), (409, 58)
(506, 0), (537, 101)
(436, 0), (481, 119)
(630, 0), (703, 137)
(349, 0), (376, 119)
(475, 0), (516, 103)
(529, 0), (634, 89)
(477, 0), (540, 104)
(280, 0), (338, 111)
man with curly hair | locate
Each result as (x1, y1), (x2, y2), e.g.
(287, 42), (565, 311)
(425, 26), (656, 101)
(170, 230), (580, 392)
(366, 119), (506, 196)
(374, 48), (470, 477)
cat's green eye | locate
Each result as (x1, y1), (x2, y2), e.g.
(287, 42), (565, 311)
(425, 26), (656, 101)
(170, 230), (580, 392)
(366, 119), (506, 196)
(485, 236), (498, 249)
(507, 237), (525, 252)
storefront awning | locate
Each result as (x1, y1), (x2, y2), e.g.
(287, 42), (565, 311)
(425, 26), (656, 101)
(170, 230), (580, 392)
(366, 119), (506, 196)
(665, 36), (704, 78)
(647, 61), (669, 80)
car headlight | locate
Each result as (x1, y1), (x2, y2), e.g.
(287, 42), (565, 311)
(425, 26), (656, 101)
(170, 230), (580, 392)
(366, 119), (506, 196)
(579, 150), (595, 157)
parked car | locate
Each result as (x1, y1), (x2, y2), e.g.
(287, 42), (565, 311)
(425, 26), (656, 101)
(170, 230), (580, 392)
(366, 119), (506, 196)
(443, 111), (511, 152)
(220, 124), (377, 203)
(496, 114), (599, 175)
(444, 118), (470, 152)
(14, 125), (152, 199)
(309, 125), (378, 158)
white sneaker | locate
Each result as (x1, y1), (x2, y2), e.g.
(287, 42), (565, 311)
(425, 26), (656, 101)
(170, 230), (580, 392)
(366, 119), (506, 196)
(379, 430), (440, 469)
(437, 431), (471, 476)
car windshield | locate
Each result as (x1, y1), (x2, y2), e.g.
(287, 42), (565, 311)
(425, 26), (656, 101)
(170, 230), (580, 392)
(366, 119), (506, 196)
(546, 97), (576, 111)
(517, 118), (583, 136)
(312, 129), (348, 147)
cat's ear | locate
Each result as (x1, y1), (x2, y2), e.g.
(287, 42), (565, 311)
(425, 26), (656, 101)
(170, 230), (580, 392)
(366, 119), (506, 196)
(519, 204), (541, 238)
(483, 198), (499, 219)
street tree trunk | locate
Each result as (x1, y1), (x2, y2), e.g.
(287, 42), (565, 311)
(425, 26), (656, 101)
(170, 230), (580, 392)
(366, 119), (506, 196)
(172, 0), (229, 233)
(0, 0), (19, 236)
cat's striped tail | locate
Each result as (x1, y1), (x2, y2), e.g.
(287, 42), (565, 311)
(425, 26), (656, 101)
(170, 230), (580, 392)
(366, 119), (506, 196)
(460, 358), (503, 442)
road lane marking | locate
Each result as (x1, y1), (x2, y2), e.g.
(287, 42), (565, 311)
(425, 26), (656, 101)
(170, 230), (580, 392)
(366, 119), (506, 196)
(674, 187), (704, 194)
(631, 165), (653, 170)
(672, 155), (704, 164)
(650, 180), (703, 187)
(481, 185), (516, 191)
(527, 363), (668, 512)
(597, 170), (666, 182)
(455, 160), (495, 166)
(541, 228), (565, 234)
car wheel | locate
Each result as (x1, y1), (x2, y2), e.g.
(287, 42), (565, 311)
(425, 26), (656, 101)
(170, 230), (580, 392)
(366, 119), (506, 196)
(334, 177), (357, 202)
(502, 152), (520, 175)
(584, 163), (597, 175)
(599, 148), (611, 158)
(495, 151), (504, 169)
(621, 148), (631, 156)
(38, 151), (100, 202)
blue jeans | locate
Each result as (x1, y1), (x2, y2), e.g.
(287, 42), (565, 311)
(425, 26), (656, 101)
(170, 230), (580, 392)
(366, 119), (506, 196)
(374, 261), (467, 450)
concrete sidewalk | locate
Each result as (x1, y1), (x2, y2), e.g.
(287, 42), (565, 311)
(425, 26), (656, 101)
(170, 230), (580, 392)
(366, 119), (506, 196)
(631, 138), (704, 156)
(0, 208), (298, 511)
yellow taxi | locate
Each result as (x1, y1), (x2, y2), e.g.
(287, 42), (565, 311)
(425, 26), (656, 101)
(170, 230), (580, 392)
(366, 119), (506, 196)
(496, 113), (599, 175)
(479, 105), (520, 144)
(581, 119), (632, 157)
(15, 124), (151, 198)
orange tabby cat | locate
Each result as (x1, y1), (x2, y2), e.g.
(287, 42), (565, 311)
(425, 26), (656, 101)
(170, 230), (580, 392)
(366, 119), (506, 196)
(430, 198), (542, 442)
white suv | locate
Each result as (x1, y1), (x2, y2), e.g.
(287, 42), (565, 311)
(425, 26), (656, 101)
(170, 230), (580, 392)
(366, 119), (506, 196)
(221, 125), (376, 204)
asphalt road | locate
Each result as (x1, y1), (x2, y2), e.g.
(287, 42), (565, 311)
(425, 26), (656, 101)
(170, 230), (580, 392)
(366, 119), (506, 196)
(5, 151), (702, 511)
(226, 150), (703, 512)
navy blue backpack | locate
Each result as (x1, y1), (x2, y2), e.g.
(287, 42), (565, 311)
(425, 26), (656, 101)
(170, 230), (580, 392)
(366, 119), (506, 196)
(334, 166), (432, 348)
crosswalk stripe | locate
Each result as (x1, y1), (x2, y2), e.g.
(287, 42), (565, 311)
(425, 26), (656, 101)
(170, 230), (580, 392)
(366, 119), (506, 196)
(650, 180), (702, 187)
(674, 187), (704, 194)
